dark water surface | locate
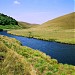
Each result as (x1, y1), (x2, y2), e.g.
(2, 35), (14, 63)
(0, 31), (75, 65)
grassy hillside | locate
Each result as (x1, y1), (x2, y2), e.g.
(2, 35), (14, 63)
(41, 12), (74, 29)
(0, 35), (75, 75)
(8, 12), (75, 44)
(18, 22), (39, 29)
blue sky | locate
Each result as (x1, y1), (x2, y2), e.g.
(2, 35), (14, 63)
(0, 0), (74, 24)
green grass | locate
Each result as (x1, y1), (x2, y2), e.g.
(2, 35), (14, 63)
(0, 38), (36, 75)
(0, 35), (75, 75)
(0, 25), (22, 30)
(8, 12), (75, 44)
(0, 22), (39, 30)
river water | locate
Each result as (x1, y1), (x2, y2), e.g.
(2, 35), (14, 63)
(0, 31), (75, 65)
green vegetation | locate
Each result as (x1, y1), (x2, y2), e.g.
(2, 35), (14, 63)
(0, 43), (33, 75)
(8, 12), (75, 44)
(0, 13), (22, 30)
(0, 25), (21, 30)
(0, 22), (38, 30)
(0, 13), (18, 25)
(0, 35), (75, 75)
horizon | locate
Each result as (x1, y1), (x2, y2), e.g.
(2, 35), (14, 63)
(0, 0), (74, 24)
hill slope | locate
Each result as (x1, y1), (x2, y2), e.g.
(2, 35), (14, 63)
(41, 12), (74, 29)
(0, 13), (22, 30)
(0, 35), (75, 75)
(0, 13), (18, 25)
(8, 12), (75, 44)
(18, 21), (39, 29)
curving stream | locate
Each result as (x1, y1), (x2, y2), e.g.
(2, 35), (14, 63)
(0, 31), (75, 65)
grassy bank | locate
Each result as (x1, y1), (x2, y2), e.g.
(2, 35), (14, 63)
(8, 28), (75, 44)
(0, 25), (22, 30)
(8, 12), (75, 44)
(0, 35), (75, 75)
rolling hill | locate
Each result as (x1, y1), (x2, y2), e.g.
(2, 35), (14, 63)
(41, 12), (74, 29)
(18, 21), (39, 29)
(8, 12), (75, 44)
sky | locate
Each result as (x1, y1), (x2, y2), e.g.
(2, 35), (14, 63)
(0, 0), (74, 24)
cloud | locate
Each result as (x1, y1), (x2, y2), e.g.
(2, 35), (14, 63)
(14, 0), (20, 5)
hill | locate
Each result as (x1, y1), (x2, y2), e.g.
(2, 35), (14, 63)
(0, 13), (39, 30)
(41, 12), (74, 29)
(18, 21), (39, 29)
(0, 35), (75, 75)
(8, 12), (75, 44)
(0, 13), (18, 25)
(0, 13), (22, 30)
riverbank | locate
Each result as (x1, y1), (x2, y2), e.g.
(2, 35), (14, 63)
(8, 29), (75, 45)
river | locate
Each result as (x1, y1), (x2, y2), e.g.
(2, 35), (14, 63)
(0, 31), (75, 65)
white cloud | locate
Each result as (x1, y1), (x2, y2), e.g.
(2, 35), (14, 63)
(14, 0), (20, 5)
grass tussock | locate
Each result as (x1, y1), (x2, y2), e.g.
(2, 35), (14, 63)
(0, 35), (75, 75)
(8, 12), (75, 44)
(0, 38), (36, 75)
